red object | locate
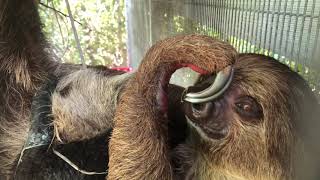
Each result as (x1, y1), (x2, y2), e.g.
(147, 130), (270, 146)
(111, 67), (133, 72)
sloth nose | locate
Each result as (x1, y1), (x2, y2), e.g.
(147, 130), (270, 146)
(211, 101), (222, 118)
(203, 100), (229, 139)
(186, 100), (229, 139)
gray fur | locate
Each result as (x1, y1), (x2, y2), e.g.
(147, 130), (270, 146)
(52, 69), (133, 143)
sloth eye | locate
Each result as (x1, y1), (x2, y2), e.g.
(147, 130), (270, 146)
(235, 96), (263, 120)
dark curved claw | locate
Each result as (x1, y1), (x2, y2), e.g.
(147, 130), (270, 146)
(184, 66), (234, 103)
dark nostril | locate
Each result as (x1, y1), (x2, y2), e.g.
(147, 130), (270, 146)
(191, 103), (206, 112)
(191, 102), (213, 118)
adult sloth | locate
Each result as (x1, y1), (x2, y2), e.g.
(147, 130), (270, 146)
(108, 40), (320, 180)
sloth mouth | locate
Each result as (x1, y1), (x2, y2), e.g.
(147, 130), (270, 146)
(158, 63), (211, 112)
(186, 117), (228, 140)
(163, 64), (233, 147)
(158, 64), (233, 113)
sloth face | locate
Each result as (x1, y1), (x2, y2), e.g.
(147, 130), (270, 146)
(183, 87), (263, 140)
(177, 53), (319, 179)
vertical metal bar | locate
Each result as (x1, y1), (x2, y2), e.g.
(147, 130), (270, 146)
(244, 0), (251, 52)
(204, 0), (207, 34)
(228, 0), (232, 39)
(305, 0), (317, 73)
(248, 0), (256, 52)
(207, 0), (211, 35)
(296, 0), (310, 71)
(290, 0), (304, 71)
(278, 0), (290, 61)
(240, 0), (246, 52)
(238, 0), (244, 52)
(311, 4), (320, 70)
(228, 0), (232, 41)
(229, 0), (233, 42)
(148, 0), (152, 44)
(253, 0), (261, 51)
(204, 0), (207, 35)
(220, 0), (224, 39)
(223, 0), (227, 40)
(193, 0), (197, 33)
(272, 0), (284, 59)
(206, 0), (208, 34)
(230, 0), (234, 41)
(217, 0), (220, 36)
(236, 0), (242, 51)
(267, 0), (278, 56)
(205, 0), (212, 35)
(225, 0), (229, 40)
(221, 0), (226, 40)
(200, 0), (203, 33)
(263, 0), (271, 55)
(213, 0), (217, 33)
(241, 0), (248, 52)
(258, 0), (267, 52)
(253, 0), (260, 53)
(208, 0), (214, 36)
(208, 0), (211, 35)
(210, 0), (214, 35)
(284, 0), (295, 58)
(224, 0), (229, 41)
(218, 0), (222, 38)
(232, 0), (238, 46)
(196, 0), (202, 33)
(215, 0), (219, 37)
(245, 0), (250, 52)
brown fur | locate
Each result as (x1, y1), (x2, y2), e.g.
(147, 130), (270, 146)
(0, 0), (56, 176)
(108, 41), (319, 179)
(108, 35), (237, 179)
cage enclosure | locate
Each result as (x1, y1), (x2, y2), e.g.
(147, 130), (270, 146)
(126, 0), (320, 100)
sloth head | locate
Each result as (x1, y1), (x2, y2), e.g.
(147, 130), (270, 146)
(182, 53), (319, 179)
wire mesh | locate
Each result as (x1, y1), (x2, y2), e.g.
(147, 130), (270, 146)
(126, 0), (320, 99)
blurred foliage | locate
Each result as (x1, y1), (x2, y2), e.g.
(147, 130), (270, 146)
(38, 0), (127, 67)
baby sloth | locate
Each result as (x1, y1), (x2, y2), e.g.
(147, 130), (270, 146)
(108, 48), (320, 179)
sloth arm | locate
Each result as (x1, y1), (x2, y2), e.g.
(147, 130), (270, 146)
(107, 35), (235, 180)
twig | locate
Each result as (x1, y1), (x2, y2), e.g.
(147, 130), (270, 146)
(64, 0), (86, 68)
(39, 2), (83, 26)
